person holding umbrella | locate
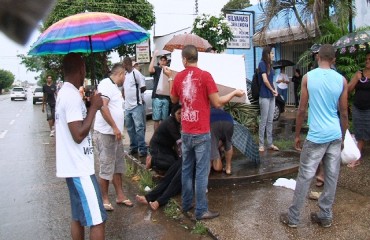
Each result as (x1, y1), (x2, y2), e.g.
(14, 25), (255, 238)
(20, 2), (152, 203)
(276, 67), (289, 102)
(347, 52), (370, 168)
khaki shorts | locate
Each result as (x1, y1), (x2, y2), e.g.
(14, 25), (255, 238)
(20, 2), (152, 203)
(93, 131), (125, 180)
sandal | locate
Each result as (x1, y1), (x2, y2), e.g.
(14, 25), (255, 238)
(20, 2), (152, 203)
(347, 160), (361, 168)
(268, 144), (279, 151)
(259, 146), (265, 152)
(103, 203), (114, 211)
(116, 199), (134, 207)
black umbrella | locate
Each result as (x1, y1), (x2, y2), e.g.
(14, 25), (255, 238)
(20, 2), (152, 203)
(273, 59), (295, 69)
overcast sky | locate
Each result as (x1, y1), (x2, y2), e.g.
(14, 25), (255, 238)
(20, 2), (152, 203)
(0, 0), (257, 83)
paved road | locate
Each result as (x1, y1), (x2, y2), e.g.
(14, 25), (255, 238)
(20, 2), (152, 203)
(0, 94), (210, 240)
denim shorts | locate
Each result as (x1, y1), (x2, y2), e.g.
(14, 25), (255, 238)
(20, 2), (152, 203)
(152, 98), (169, 121)
(66, 175), (107, 226)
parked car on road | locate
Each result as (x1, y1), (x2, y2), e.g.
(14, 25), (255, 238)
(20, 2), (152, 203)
(10, 87), (27, 101)
(246, 79), (285, 121)
(33, 87), (43, 104)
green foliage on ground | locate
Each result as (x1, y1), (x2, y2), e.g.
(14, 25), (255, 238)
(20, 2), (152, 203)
(125, 160), (135, 178)
(191, 221), (208, 235)
(138, 169), (156, 193)
(163, 199), (181, 219)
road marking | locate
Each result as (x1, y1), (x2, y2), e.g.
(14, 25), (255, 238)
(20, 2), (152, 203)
(0, 130), (8, 139)
(9, 120), (15, 125)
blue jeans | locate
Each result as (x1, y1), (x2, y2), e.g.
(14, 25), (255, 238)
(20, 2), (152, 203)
(287, 138), (342, 224)
(259, 97), (275, 147)
(125, 105), (147, 154)
(277, 87), (288, 102)
(181, 133), (211, 218)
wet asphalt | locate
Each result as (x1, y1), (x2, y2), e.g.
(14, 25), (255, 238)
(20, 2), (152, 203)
(1, 92), (370, 240)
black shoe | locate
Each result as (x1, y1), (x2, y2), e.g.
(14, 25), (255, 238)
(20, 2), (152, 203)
(139, 152), (147, 157)
(310, 212), (332, 228)
(128, 149), (138, 155)
(196, 210), (219, 220)
(280, 213), (297, 228)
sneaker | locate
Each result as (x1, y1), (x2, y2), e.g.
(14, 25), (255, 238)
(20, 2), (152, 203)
(50, 130), (55, 137)
(196, 210), (219, 220)
(280, 213), (297, 228)
(139, 152), (147, 157)
(128, 149), (138, 155)
(310, 212), (332, 228)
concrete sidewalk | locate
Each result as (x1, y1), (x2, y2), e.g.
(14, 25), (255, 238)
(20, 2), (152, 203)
(123, 112), (370, 240)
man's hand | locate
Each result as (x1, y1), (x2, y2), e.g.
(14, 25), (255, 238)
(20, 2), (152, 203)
(163, 66), (172, 78)
(294, 136), (302, 151)
(153, 50), (159, 57)
(90, 92), (103, 110)
(233, 89), (245, 97)
(113, 127), (122, 141)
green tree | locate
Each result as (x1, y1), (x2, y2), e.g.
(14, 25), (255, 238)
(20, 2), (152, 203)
(191, 14), (233, 53)
(221, 0), (251, 13)
(21, 0), (155, 83)
(0, 69), (15, 94)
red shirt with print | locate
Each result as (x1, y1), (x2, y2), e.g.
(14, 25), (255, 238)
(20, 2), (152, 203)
(171, 66), (218, 134)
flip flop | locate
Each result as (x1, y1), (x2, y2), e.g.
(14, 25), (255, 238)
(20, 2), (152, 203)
(103, 203), (114, 211)
(116, 199), (134, 207)
(347, 160), (361, 168)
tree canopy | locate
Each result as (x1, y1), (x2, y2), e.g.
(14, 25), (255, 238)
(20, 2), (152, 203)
(221, 0), (251, 13)
(21, 0), (155, 85)
(0, 69), (15, 94)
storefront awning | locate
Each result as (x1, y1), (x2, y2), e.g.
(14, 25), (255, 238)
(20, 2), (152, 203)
(253, 25), (316, 46)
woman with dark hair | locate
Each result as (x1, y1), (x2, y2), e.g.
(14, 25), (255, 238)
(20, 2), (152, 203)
(137, 104), (182, 210)
(347, 52), (370, 168)
(292, 68), (302, 108)
(258, 46), (279, 152)
(145, 104), (182, 171)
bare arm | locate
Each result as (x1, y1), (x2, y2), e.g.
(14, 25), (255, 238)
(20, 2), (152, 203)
(347, 71), (361, 93)
(163, 67), (179, 104)
(208, 89), (245, 108)
(99, 97), (122, 141)
(148, 50), (158, 74)
(68, 93), (103, 144)
(338, 77), (349, 139)
(294, 74), (309, 150)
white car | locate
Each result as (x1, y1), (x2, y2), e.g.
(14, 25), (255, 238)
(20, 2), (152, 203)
(10, 87), (27, 101)
(33, 87), (43, 104)
(143, 77), (153, 116)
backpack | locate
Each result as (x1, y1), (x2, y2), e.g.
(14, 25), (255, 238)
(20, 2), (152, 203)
(251, 68), (260, 100)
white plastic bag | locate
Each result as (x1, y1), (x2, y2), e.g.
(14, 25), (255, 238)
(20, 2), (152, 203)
(155, 69), (170, 96)
(341, 130), (361, 164)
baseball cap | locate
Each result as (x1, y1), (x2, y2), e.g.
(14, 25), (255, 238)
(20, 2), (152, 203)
(310, 44), (321, 54)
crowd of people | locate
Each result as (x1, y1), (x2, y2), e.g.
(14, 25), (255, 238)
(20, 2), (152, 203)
(50, 44), (369, 238)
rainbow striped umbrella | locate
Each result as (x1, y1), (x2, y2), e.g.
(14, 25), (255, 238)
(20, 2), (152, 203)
(29, 11), (150, 55)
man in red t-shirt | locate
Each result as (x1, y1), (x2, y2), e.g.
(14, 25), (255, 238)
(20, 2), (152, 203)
(164, 45), (244, 220)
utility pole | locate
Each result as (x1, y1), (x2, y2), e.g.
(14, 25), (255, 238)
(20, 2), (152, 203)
(195, 0), (198, 15)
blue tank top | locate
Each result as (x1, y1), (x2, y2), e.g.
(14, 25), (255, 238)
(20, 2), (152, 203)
(306, 68), (343, 143)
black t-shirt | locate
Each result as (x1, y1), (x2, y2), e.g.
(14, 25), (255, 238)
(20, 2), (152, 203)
(149, 116), (181, 155)
(354, 80), (370, 110)
(151, 66), (170, 100)
(42, 83), (57, 106)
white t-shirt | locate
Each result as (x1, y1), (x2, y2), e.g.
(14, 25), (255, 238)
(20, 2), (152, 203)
(94, 78), (125, 134)
(123, 68), (145, 110)
(277, 73), (289, 89)
(55, 82), (94, 178)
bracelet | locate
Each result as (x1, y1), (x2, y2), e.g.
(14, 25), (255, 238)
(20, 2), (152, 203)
(167, 77), (173, 82)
